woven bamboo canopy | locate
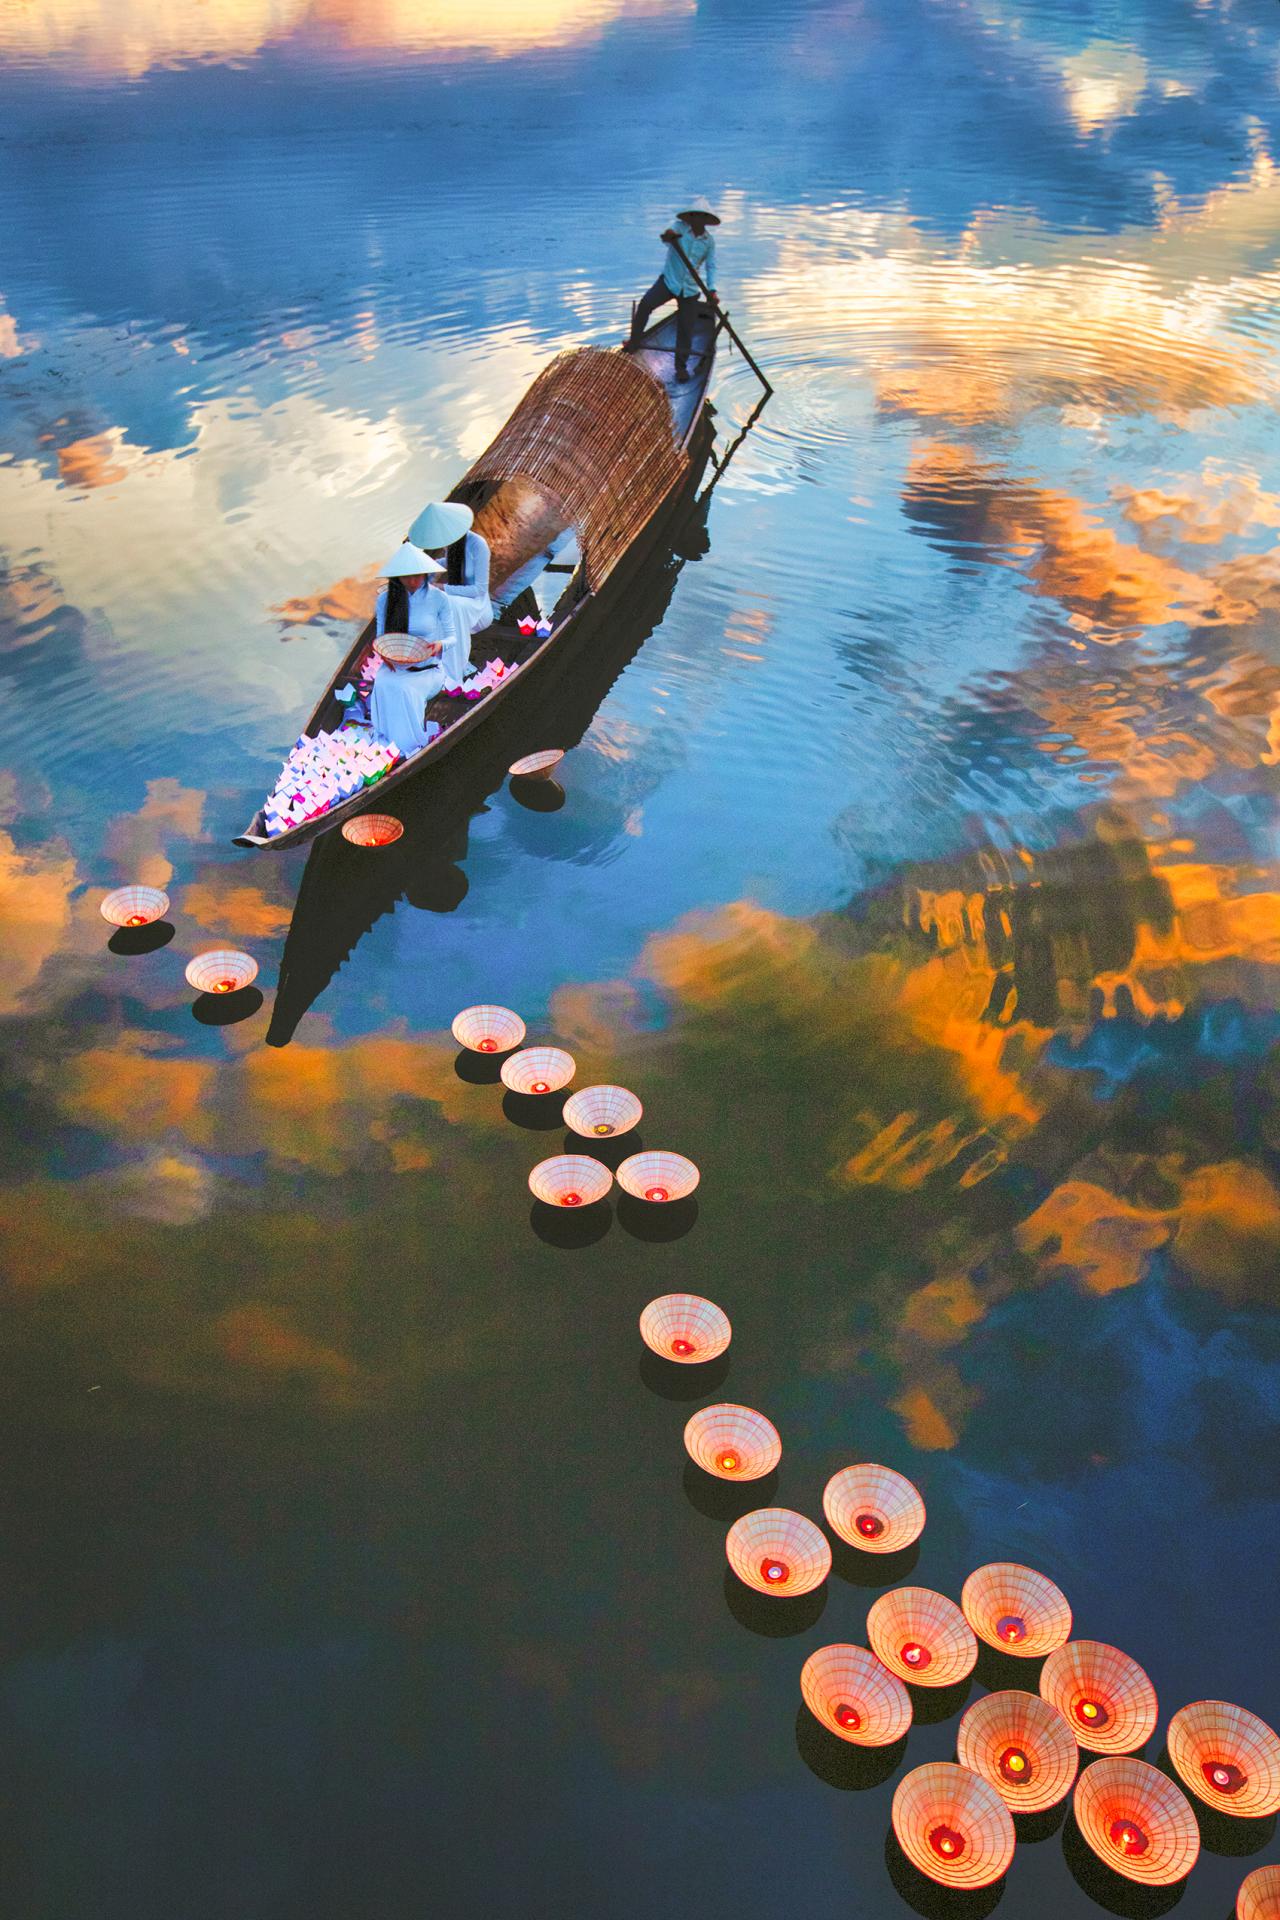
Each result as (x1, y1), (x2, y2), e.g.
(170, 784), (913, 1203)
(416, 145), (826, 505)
(458, 348), (686, 593)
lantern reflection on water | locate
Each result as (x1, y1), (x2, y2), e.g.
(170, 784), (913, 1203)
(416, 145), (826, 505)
(892, 1762), (1015, 1889)
(1167, 1701), (1280, 1818)
(184, 949), (258, 995)
(800, 1643), (912, 1747)
(961, 1561), (1072, 1657)
(956, 1690), (1078, 1813)
(451, 1004), (526, 1054)
(500, 1046), (576, 1096)
(638, 1293), (731, 1364)
(867, 1586), (978, 1688)
(1039, 1640), (1157, 1754)
(725, 1508), (830, 1596)
(684, 1404), (780, 1481)
(100, 884), (170, 927)
(822, 1462), (925, 1554)
(1074, 1757), (1200, 1885)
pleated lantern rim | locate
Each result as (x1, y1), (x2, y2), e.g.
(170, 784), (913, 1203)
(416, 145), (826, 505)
(450, 1004), (526, 1054)
(615, 1149), (700, 1203)
(725, 1507), (832, 1597)
(510, 749), (564, 778)
(867, 1586), (979, 1688)
(684, 1403), (781, 1481)
(527, 1153), (612, 1208)
(1074, 1756), (1201, 1886)
(341, 812), (404, 847)
(1167, 1700), (1280, 1819)
(500, 1046), (576, 1096)
(184, 948), (258, 994)
(562, 1083), (643, 1139)
(892, 1762), (1016, 1890)
(823, 1462), (926, 1553)
(800, 1642), (913, 1748)
(638, 1292), (731, 1364)
(100, 884), (170, 927)
(961, 1560), (1073, 1657)
(956, 1689), (1079, 1813)
(1238, 1865), (1280, 1920)
(1039, 1639), (1158, 1753)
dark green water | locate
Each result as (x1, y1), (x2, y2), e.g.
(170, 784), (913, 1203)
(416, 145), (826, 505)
(1, 2), (1279, 1913)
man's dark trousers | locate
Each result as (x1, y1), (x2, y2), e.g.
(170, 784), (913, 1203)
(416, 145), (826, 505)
(628, 275), (698, 374)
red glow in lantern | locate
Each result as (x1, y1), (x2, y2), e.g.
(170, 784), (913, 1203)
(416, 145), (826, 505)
(671, 1338), (695, 1356)
(717, 1450), (741, 1473)
(126, 914), (147, 926)
(478, 1038), (497, 1052)
(1204, 1761), (1246, 1795)
(929, 1825), (966, 1862)
(560, 1191), (582, 1207)
(214, 978), (236, 993)
(1078, 1698), (1111, 1731)
(532, 1080), (550, 1094)
(902, 1642), (932, 1671)
(645, 1185), (669, 1201)
(999, 1746), (1032, 1785)
(856, 1512), (885, 1538)
(1109, 1818), (1150, 1858)
(835, 1703), (862, 1730)
(593, 1122), (613, 1135)
(997, 1615), (1026, 1643)
(762, 1559), (790, 1585)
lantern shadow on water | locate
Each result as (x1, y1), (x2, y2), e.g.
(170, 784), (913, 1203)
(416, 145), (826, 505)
(192, 985), (264, 1027)
(617, 1193), (698, 1242)
(509, 776), (565, 812)
(829, 1535), (921, 1590)
(503, 1089), (567, 1131)
(108, 920), (175, 956)
(528, 1199), (613, 1249)
(639, 1350), (731, 1403)
(563, 1129), (643, 1171)
(1014, 1799), (1070, 1845)
(884, 1830), (1007, 1920)
(454, 1049), (504, 1086)
(795, 1708), (906, 1792)
(683, 1460), (777, 1524)
(910, 1674), (976, 1726)
(722, 1566), (827, 1640)
(975, 1640), (1048, 1695)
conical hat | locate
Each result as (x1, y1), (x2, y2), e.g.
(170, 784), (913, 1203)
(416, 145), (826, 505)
(381, 540), (441, 578)
(677, 196), (720, 224)
(408, 502), (474, 550)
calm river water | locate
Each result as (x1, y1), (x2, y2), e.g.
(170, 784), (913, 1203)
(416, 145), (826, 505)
(2, 3), (1279, 1916)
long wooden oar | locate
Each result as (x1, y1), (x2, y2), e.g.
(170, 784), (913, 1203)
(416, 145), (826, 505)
(670, 235), (774, 397)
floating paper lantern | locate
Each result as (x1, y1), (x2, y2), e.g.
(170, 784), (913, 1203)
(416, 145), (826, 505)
(1074, 1757), (1200, 1886)
(615, 1150), (700, 1204)
(725, 1508), (831, 1597)
(961, 1562), (1072, 1657)
(374, 633), (438, 665)
(823, 1463), (925, 1554)
(100, 885), (170, 928)
(509, 749), (564, 779)
(527, 1154), (612, 1208)
(451, 1004), (526, 1054)
(1167, 1701), (1280, 1819)
(1039, 1641), (1157, 1754)
(341, 812), (404, 848)
(638, 1293), (731, 1364)
(517, 615), (538, 637)
(867, 1587), (978, 1689)
(501, 1046), (575, 1096)
(185, 949), (258, 995)
(957, 1690), (1078, 1813)
(801, 1643), (912, 1748)
(1238, 1866), (1280, 1920)
(684, 1404), (781, 1481)
(892, 1762), (1015, 1890)
(562, 1084), (643, 1139)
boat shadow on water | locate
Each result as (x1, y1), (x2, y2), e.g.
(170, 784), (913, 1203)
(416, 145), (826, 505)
(266, 420), (724, 1048)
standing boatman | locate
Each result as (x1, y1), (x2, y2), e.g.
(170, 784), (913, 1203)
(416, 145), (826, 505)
(626, 197), (721, 382)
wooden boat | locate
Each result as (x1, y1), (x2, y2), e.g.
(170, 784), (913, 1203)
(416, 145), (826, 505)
(234, 306), (719, 850)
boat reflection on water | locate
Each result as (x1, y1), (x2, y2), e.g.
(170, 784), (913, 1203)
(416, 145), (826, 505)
(266, 405), (749, 1047)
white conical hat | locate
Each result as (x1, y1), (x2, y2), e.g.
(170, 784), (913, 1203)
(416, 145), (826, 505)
(677, 196), (721, 224)
(381, 540), (442, 577)
(408, 501), (474, 550)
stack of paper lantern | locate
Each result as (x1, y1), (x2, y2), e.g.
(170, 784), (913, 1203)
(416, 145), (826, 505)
(263, 728), (402, 835)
